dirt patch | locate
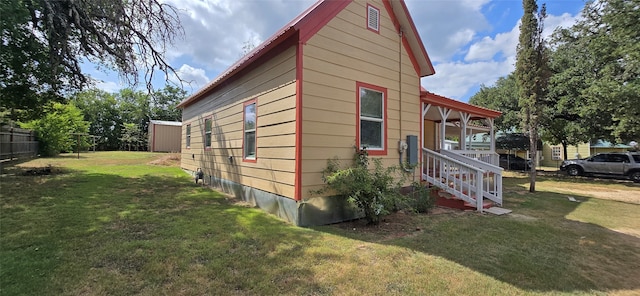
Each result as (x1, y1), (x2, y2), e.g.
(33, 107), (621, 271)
(329, 207), (469, 242)
(564, 188), (640, 204)
(148, 153), (180, 166)
(509, 213), (538, 221)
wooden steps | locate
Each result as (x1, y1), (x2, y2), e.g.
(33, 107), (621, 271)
(434, 188), (493, 211)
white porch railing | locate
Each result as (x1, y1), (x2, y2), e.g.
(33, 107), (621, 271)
(448, 150), (499, 166)
(442, 150), (503, 206)
(422, 148), (485, 212)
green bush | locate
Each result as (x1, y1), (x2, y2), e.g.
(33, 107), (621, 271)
(19, 102), (89, 156)
(317, 148), (407, 225)
(409, 182), (435, 213)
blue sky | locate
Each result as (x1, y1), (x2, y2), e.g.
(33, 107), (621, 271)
(87, 0), (586, 102)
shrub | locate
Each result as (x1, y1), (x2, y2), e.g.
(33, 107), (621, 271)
(317, 148), (407, 225)
(19, 102), (89, 156)
(409, 182), (435, 213)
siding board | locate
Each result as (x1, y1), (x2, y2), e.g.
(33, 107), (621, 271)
(300, 0), (421, 195)
(182, 48), (297, 199)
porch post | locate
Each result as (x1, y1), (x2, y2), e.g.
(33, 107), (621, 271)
(488, 118), (497, 165)
(488, 118), (495, 152)
(458, 112), (471, 151)
(437, 107), (451, 150)
(422, 103), (431, 150)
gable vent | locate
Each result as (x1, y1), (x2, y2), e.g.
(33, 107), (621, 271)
(367, 5), (380, 32)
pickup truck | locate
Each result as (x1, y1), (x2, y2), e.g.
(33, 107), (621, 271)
(560, 152), (640, 182)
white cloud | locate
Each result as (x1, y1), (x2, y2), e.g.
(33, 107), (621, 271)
(171, 64), (209, 92)
(465, 22), (519, 62)
(422, 56), (515, 100)
(92, 80), (121, 93)
(426, 8), (580, 101)
(164, 0), (314, 72)
(406, 0), (491, 63)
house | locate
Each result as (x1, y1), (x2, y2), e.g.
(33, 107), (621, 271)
(148, 120), (182, 152)
(541, 140), (635, 167)
(177, 0), (503, 226)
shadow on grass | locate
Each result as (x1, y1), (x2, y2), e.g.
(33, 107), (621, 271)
(315, 177), (640, 294)
(1, 171), (323, 295)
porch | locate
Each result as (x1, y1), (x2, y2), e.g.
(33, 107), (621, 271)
(420, 91), (504, 212)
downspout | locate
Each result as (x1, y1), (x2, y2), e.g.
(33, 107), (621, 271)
(397, 28), (412, 173)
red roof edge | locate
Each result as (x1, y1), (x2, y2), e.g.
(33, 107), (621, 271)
(177, 0), (350, 109)
(420, 89), (502, 119)
(398, 0), (435, 76)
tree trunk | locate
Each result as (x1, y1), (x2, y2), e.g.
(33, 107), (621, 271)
(529, 124), (537, 192)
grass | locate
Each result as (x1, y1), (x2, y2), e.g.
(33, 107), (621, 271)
(1, 152), (639, 295)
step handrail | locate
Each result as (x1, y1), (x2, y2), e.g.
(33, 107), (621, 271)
(441, 150), (503, 174)
(422, 148), (485, 211)
(423, 148), (486, 174)
(441, 149), (503, 206)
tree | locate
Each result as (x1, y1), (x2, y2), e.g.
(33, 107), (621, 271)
(117, 89), (151, 151)
(0, 0), (183, 122)
(469, 74), (521, 132)
(72, 89), (122, 150)
(19, 102), (89, 156)
(151, 85), (186, 121)
(549, 0), (640, 144)
(120, 123), (142, 151)
(515, 0), (548, 192)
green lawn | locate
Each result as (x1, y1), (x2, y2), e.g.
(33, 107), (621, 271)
(1, 152), (639, 295)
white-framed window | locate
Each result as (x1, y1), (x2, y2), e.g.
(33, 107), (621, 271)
(367, 4), (380, 33)
(357, 82), (386, 155)
(243, 99), (257, 162)
(552, 146), (561, 160)
(204, 118), (212, 149)
(186, 124), (191, 148)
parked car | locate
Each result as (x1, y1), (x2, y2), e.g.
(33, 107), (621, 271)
(499, 154), (531, 170)
(560, 152), (640, 182)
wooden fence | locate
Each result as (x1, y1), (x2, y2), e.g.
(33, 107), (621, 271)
(0, 126), (38, 161)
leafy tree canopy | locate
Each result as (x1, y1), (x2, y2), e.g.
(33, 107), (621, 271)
(549, 0), (640, 143)
(0, 0), (183, 121)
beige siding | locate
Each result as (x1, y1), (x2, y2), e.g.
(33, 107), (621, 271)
(150, 124), (182, 152)
(181, 45), (297, 199)
(300, 0), (422, 197)
(541, 142), (591, 167)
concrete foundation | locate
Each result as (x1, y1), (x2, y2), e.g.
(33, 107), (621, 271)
(186, 169), (362, 226)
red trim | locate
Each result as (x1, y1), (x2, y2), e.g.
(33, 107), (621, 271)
(178, 0), (352, 109)
(420, 90), (502, 119)
(381, 0), (435, 77)
(297, 0), (353, 43)
(398, 0), (435, 75)
(356, 82), (388, 156)
(419, 102), (423, 178)
(294, 42), (304, 201)
(204, 117), (213, 151)
(151, 123), (156, 152)
(382, 0), (400, 32)
(242, 98), (258, 163)
(366, 4), (381, 34)
(402, 35), (421, 76)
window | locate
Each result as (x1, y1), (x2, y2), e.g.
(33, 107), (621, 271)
(590, 154), (608, 162)
(367, 4), (380, 33)
(357, 82), (386, 155)
(204, 118), (212, 149)
(186, 124), (191, 148)
(551, 146), (561, 160)
(610, 154), (629, 163)
(243, 99), (257, 161)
